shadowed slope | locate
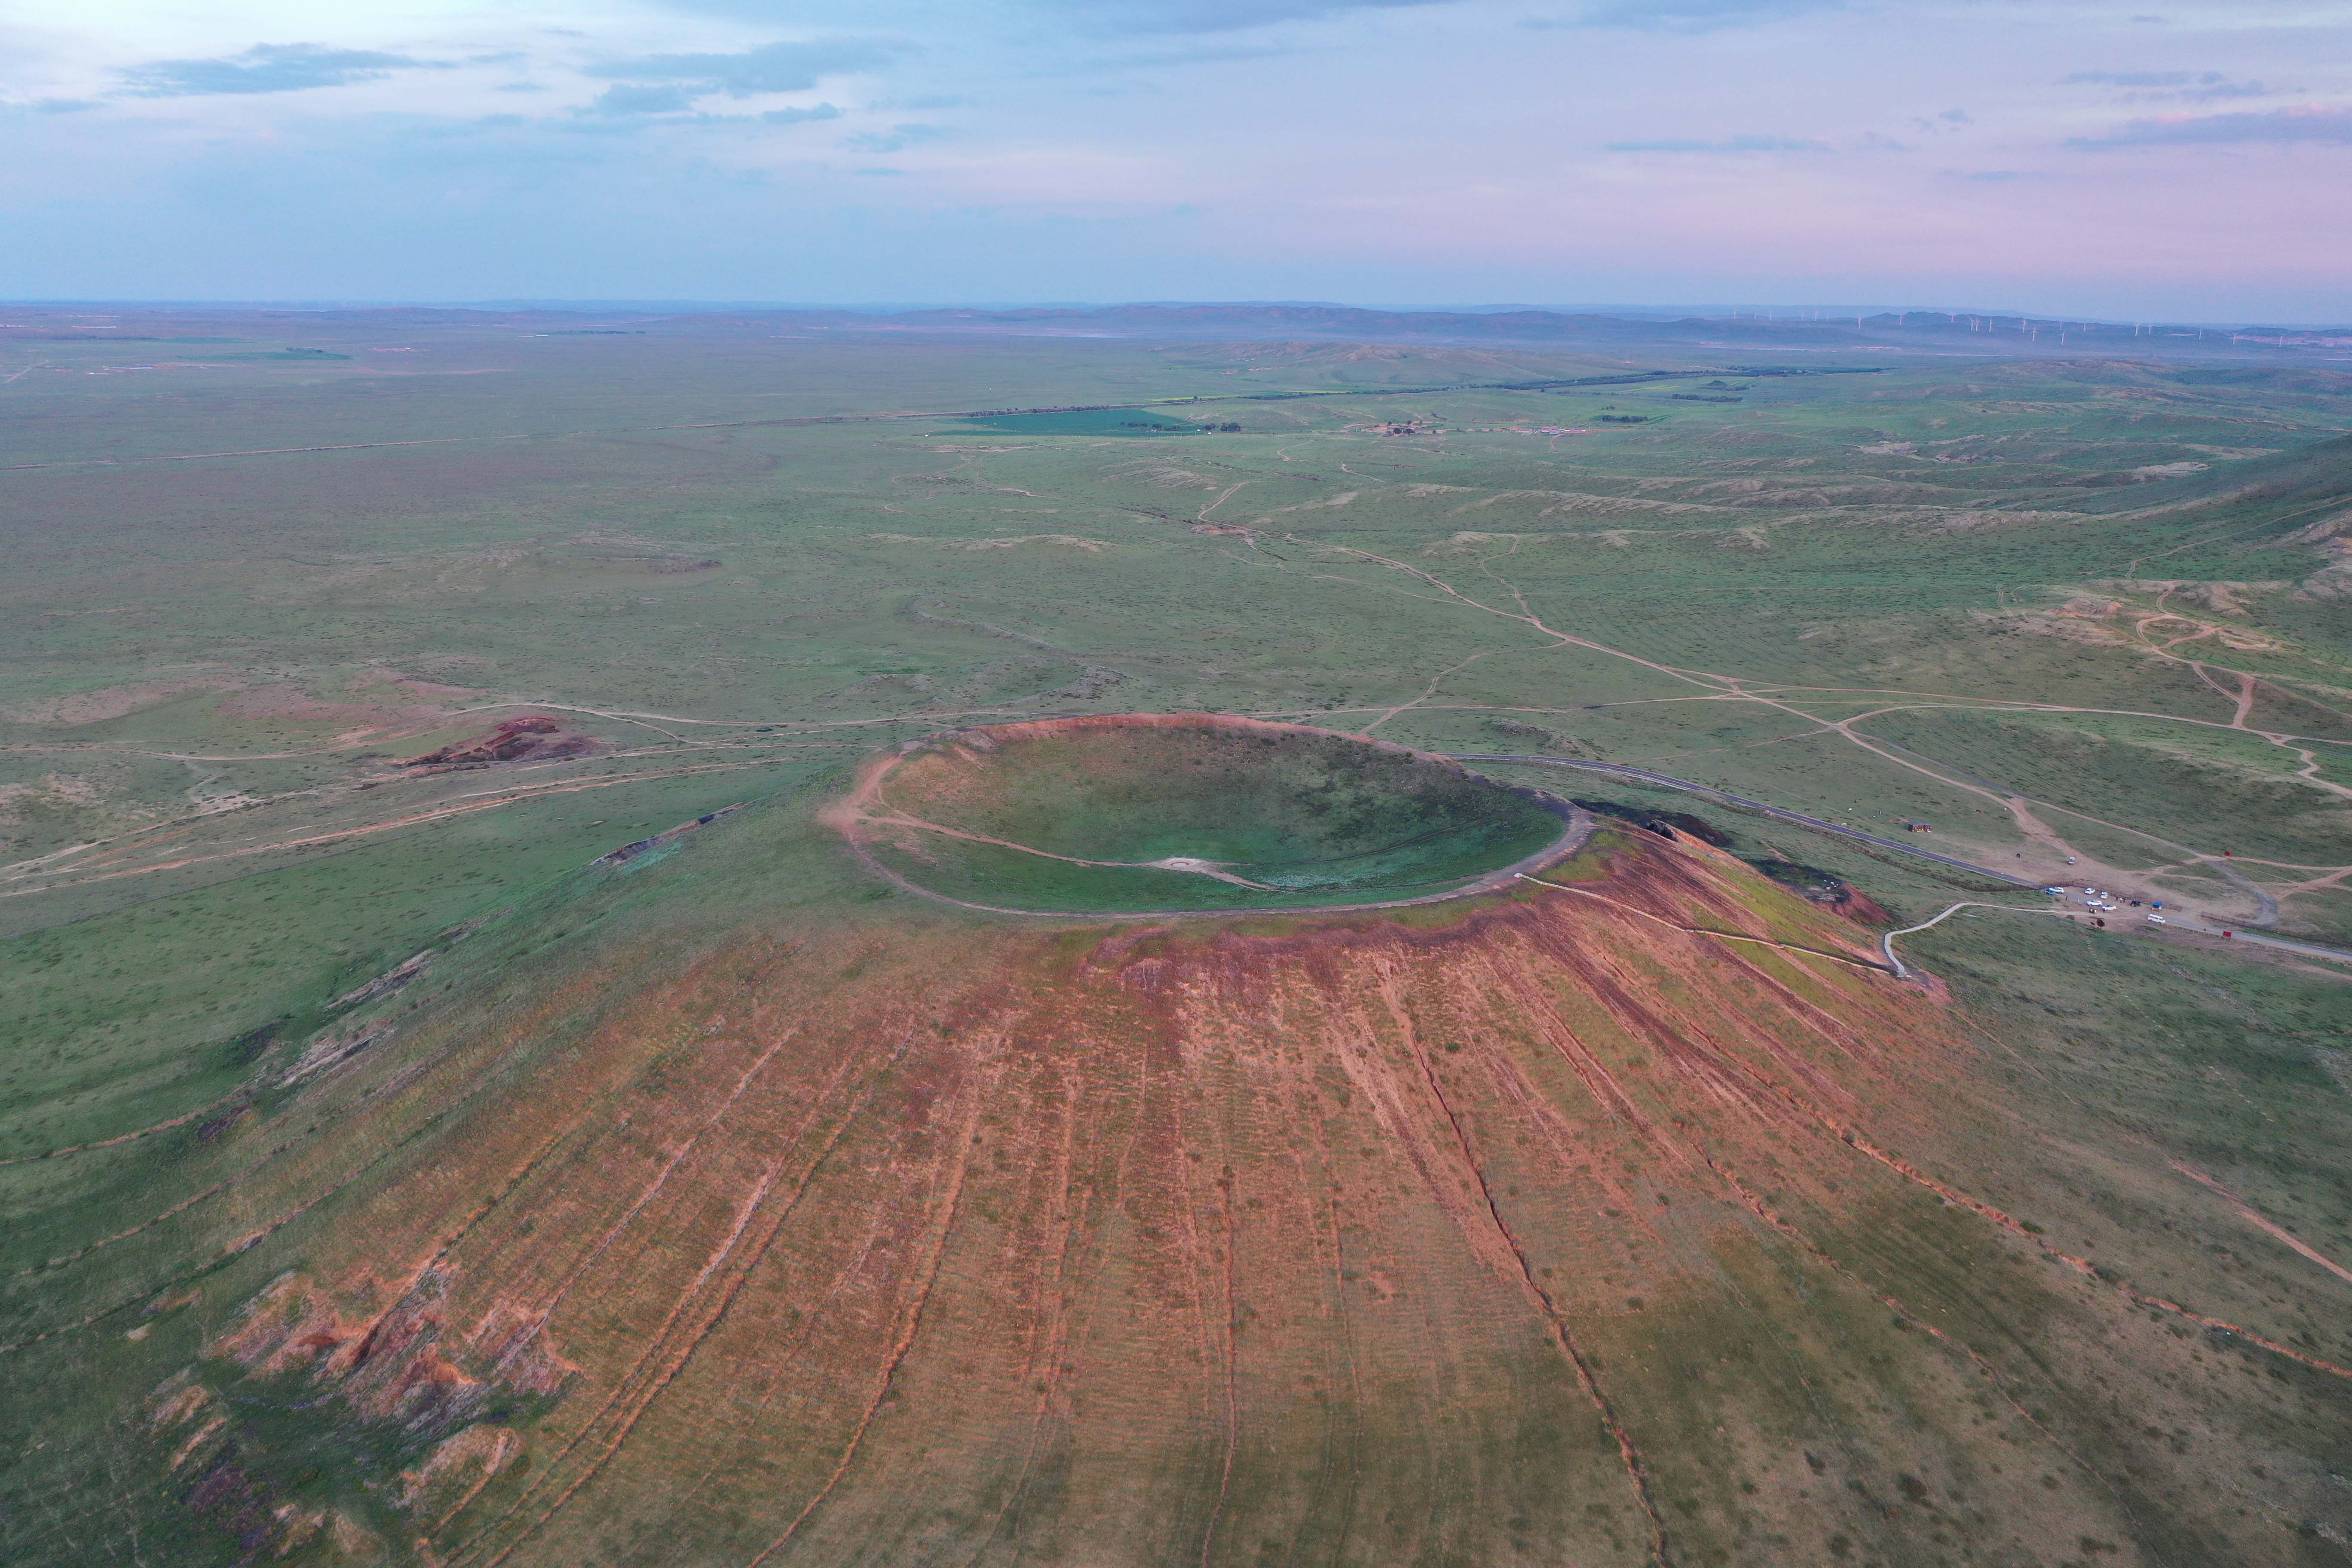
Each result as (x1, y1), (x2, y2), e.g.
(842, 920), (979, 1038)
(6, 795), (2349, 1568)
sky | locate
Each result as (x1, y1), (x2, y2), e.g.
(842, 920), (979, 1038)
(2, 0), (2348, 318)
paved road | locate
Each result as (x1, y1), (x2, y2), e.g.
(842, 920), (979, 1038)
(2151, 917), (2352, 965)
(1458, 755), (2352, 971)
(1880, 900), (2352, 974)
(1447, 754), (2044, 888)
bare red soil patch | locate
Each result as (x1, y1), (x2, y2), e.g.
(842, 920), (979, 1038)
(403, 716), (594, 769)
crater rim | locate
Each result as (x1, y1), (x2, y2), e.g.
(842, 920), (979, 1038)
(831, 710), (1590, 919)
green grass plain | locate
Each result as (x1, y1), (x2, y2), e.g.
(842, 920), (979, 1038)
(5, 308), (2352, 1565)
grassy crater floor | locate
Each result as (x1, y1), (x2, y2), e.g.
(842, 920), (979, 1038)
(842, 713), (1575, 912)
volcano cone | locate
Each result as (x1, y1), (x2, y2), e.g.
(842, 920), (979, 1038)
(24, 741), (2339, 1568)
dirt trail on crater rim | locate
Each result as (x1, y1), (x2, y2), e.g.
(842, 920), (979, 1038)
(51, 750), (2348, 1568)
(830, 712), (1590, 916)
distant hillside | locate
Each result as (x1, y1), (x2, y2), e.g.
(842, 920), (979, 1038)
(687, 302), (2352, 364)
(9, 300), (2346, 364)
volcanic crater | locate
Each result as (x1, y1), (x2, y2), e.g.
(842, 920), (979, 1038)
(835, 713), (1581, 914)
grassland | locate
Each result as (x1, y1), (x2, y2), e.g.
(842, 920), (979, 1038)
(4, 306), (2352, 1566)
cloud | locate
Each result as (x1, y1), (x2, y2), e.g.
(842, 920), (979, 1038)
(2069, 106), (2352, 147)
(1046, 0), (1449, 32)
(2064, 70), (2211, 88)
(1530, 0), (1844, 32)
(2062, 69), (2272, 103)
(119, 42), (446, 97)
(1101, 41), (1308, 67)
(586, 37), (910, 96)
(841, 122), (947, 152)
(572, 80), (848, 128)
(1604, 134), (1830, 151)
(666, 0), (1453, 38)
(2170, 81), (2270, 103)
(586, 83), (702, 116)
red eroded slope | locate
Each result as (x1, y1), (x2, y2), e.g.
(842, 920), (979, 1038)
(129, 824), (2334, 1567)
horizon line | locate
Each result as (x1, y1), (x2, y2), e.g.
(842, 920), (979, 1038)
(6, 298), (2349, 331)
